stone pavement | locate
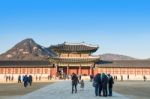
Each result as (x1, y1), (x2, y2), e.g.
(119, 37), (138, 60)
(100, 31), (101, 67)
(17, 81), (129, 99)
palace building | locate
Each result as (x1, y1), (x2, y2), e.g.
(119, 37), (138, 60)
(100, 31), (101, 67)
(49, 42), (100, 76)
(0, 42), (150, 81)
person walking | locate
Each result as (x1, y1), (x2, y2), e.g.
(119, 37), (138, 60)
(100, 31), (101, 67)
(18, 75), (22, 83)
(143, 75), (147, 82)
(108, 74), (114, 96)
(71, 73), (79, 94)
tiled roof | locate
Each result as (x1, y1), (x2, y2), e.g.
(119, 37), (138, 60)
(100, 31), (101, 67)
(50, 57), (100, 63)
(96, 60), (150, 67)
(0, 60), (53, 67)
(50, 42), (99, 53)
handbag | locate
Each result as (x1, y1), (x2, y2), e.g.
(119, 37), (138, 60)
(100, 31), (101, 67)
(92, 81), (97, 87)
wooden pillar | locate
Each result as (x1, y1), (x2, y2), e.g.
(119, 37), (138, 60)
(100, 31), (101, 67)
(135, 68), (136, 76)
(79, 65), (81, 75)
(127, 68), (128, 75)
(113, 68), (114, 74)
(142, 68), (143, 75)
(90, 66), (92, 75)
(20, 67), (21, 74)
(67, 64), (69, 75)
(56, 64), (58, 76)
(42, 67), (44, 74)
(12, 68), (14, 74)
(4, 68), (6, 75)
(27, 67), (28, 74)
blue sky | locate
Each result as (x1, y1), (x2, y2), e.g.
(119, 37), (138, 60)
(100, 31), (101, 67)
(0, 0), (150, 59)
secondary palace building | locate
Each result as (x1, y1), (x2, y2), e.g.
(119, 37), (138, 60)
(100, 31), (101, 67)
(0, 42), (150, 82)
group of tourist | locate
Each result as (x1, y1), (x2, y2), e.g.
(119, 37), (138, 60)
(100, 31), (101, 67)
(18, 75), (33, 87)
(71, 73), (114, 97)
(5, 75), (14, 82)
(93, 73), (114, 97)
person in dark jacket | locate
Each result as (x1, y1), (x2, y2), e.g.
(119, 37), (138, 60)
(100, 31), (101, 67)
(98, 73), (102, 96)
(71, 73), (79, 94)
(101, 73), (108, 97)
(23, 75), (28, 87)
(28, 75), (33, 86)
(18, 75), (21, 83)
(93, 73), (101, 96)
(108, 74), (114, 96)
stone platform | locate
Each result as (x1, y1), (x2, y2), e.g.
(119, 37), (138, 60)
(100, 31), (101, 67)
(17, 81), (129, 99)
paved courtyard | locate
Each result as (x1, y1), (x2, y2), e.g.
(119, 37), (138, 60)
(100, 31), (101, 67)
(15, 81), (129, 99)
(114, 81), (150, 99)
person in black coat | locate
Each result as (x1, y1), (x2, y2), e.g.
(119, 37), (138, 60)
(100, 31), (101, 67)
(101, 73), (108, 97)
(108, 74), (114, 96)
(98, 74), (102, 96)
(71, 73), (79, 94)
(23, 75), (28, 87)
(18, 75), (21, 83)
(93, 73), (101, 96)
(28, 75), (33, 86)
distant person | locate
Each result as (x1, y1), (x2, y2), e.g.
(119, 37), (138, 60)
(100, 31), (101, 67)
(28, 75), (33, 86)
(23, 75), (28, 87)
(79, 75), (82, 81)
(8, 76), (11, 82)
(143, 75), (147, 82)
(108, 74), (114, 96)
(116, 76), (118, 81)
(18, 75), (22, 83)
(48, 75), (50, 80)
(6, 76), (8, 82)
(79, 79), (84, 91)
(90, 74), (94, 82)
(39, 76), (41, 81)
(11, 76), (14, 82)
(71, 73), (79, 94)
(127, 75), (129, 80)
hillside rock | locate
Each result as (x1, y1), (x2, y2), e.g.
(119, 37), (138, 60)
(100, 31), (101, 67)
(0, 38), (55, 60)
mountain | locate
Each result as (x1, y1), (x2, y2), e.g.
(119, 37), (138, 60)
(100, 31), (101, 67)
(0, 38), (55, 60)
(0, 39), (140, 60)
(100, 53), (137, 60)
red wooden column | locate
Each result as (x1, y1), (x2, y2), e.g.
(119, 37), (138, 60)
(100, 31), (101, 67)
(67, 65), (69, 75)
(90, 64), (94, 75)
(56, 64), (58, 76)
(79, 65), (81, 75)
(90, 66), (92, 75)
